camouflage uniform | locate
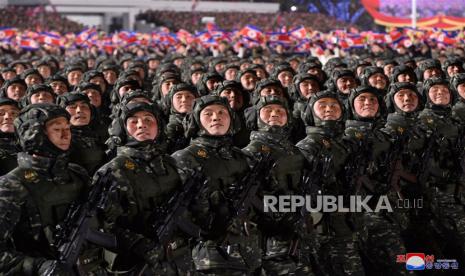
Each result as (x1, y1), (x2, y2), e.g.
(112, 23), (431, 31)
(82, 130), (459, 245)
(0, 104), (105, 275)
(345, 86), (408, 275)
(417, 77), (465, 265)
(0, 97), (19, 176)
(172, 96), (261, 275)
(95, 102), (187, 275)
(242, 96), (316, 276)
(57, 92), (107, 175)
(163, 83), (198, 153)
(212, 80), (251, 148)
(296, 91), (365, 276)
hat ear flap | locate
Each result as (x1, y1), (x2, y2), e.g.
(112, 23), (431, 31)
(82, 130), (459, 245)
(244, 106), (258, 131)
(183, 113), (198, 139)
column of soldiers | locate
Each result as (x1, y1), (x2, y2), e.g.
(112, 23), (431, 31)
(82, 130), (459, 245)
(0, 49), (465, 276)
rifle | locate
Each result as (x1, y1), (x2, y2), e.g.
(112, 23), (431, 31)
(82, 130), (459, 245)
(228, 153), (273, 233)
(52, 169), (117, 274)
(386, 131), (417, 199)
(288, 153), (332, 257)
(153, 169), (206, 246)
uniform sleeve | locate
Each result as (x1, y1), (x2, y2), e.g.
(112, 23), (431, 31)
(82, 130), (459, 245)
(171, 149), (201, 182)
(93, 165), (155, 257)
(0, 176), (44, 275)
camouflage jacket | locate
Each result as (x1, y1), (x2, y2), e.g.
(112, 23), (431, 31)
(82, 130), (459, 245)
(0, 152), (89, 275)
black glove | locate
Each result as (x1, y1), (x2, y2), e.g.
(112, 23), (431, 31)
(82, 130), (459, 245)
(37, 260), (74, 276)
(132, 239), (165, 269)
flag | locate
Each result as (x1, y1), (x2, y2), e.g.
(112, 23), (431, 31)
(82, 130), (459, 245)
(289, 26), (307, 40)
(18, 37), (40, 50)
(39, 32), (62, 47)
(266, 32), (292, 45)
(238, 25), (264, 43)
(75, 27), (97, 45)
(0, 28), (17, 40)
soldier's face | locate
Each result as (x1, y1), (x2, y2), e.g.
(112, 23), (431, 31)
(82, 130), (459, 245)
(25, 74), (42, 87)
(277, 71), (293, 87)
(397, 73), (413, 83)
(90, 77), (107, 94)
(126, 111), (158, 141)
(394, 89), (419, 112)
(172, 91), (195, 113)
(200, 104), (231, 136)
(457, 83), (465, 100)
(67, 70), (83, 86)
(83, 89), (102, 108)
(299, 79), (320, 99)
(224, 68), (238, 81)
(428, 84), (451, 106)
(260, 104), (287, 127)
(118, 85), (134, 98)
(103, 70), (117, 85)
(191, 72), (203, 85)
(336, 77), (356, 94)
(220, 89), (244, 111)
(240, 73), (257, 91)
(260, 86), (284, 98)
(45, 117), (71, 151)
(2, 71), (16, 80)
(354, 93), (379, 118)
(206, 79), (220, 92)
(30, 91), (54, 104)
(50, 81), (68, 95)
(38, 65), (51, 79)
(383, 64), (395, 77)
(368, 73), (387, 90)
(447, 65), (461, 77)
(0, 105), (19, 133)
(423, 68), (441, 80)
(161, 79), (177, 96)
(6, 83), (26, 101)
(66, 100), (91, 126)
(313, 98), (342, 121)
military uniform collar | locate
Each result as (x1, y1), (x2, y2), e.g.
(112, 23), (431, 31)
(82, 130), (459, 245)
(17, 152), (70, 182)
(345, 120), (373, 132)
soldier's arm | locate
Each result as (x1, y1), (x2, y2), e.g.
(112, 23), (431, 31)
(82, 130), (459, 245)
(0, 176), (45, 275)
(171, 148), (201, 182)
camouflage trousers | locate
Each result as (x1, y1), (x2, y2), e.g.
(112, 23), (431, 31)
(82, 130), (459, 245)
(318, 234), (365, 276)
(261, 236), (315, 276)
(357, 212), (410, 276)
(429, 189), (465, 260)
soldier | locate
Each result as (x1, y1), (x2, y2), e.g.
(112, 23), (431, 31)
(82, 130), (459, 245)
(359, 66), (389, 92)
(242, 95), (316, 275)
(0, 97), (20, 175)
(0, 103), (105, 275)
(417, 77), (465, 265)
(390, 65), (417, 84)
(47, 74), (70, 96)
(21, 68), (44, 88)
(381, 82), (436, 256)
(213, 80), (251, 148)
(163, 83), (198, 153)
(451, 73), (465, 123)
(196, 71), (223, 96)
(172, 95), (261, 275)
(95, 101), (186, 274)
(0, 76), (27, 102)
(23, 83), (56, 106)
(296, 90), (365, 276)
(57, 92), (107, 174)
(344, 86), (408, 275)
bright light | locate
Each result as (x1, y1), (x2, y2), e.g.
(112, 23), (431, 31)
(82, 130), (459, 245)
(290, 6), (297, 12)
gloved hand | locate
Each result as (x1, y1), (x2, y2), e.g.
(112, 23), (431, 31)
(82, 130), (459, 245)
(37, 260), (74, 276)
(132, 239), (166, 269)
(226, 217), (243, 235)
